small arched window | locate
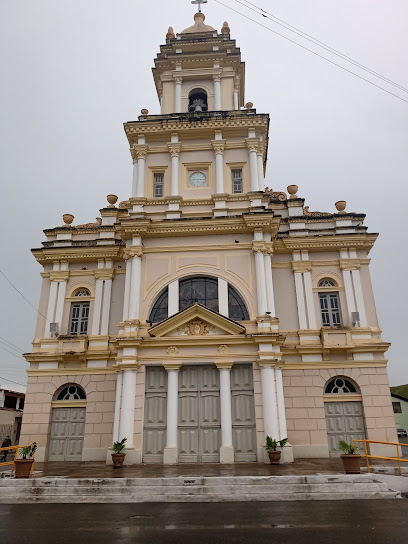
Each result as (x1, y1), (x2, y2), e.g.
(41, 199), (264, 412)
(325, 377), (358, 394)
(70, 289), (90, 334)
(188, 89), (208, 112)
(56, 384), (86, 401)
(318, 278), (336, 288)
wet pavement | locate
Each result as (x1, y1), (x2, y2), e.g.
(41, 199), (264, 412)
(0, 500), (407, 544)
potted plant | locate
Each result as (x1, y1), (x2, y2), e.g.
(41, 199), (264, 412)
(14, 442), (37, 479)
(111, 438), (127, 467)
(265, 436), (288, 464)
(339, 439), (361, 474)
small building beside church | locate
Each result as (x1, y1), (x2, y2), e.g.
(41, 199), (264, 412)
(20, 11), (397, 464)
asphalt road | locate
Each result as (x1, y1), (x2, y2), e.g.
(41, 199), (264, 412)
(0, 500), (408, 544)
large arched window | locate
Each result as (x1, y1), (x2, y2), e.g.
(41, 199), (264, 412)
(148, 277), (249, 323)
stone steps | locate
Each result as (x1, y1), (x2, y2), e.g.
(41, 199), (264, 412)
(0, 474), (400, 503)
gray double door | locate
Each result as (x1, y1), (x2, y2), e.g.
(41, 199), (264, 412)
(48, 407), (86, 461)
(325, 401), (366, 455)
(143, 364), (256, 463)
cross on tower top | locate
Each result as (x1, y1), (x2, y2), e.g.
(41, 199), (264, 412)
(191, 0), (208, 13)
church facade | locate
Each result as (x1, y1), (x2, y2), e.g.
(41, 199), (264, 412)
(20, 12), (397, 464)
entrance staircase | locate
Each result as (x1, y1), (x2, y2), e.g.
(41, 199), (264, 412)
(0, 474), (401, 503)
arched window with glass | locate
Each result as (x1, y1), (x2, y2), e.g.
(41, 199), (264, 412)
(148, 276), (249, 323)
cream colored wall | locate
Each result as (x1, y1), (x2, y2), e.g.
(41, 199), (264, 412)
(273, 267), (299, 330)
(108, 273), (125, 335)
(359, 264), (379, 328)
(221, 76), (234, 110)
(35, 275), (51, 339)
(19, 373), (118, 462)
(282, 366), (397, 458)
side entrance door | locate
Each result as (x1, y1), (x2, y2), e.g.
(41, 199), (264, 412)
(143, 366), (167, 463)
(48, 407), (85, 461)
(325, 401), (366, 456)
(231, 364), (257, 462)
(178, 365), (221, 462)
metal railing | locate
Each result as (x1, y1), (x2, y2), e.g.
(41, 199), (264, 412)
(0, 445), (36, 476)
(353, 439), (408, 475)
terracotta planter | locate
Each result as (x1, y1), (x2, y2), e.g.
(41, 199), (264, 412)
(111, 453), (126, 468)
(341, 454), (361, 474)
(267, 450), (281, 465)
(14, 459), (34, 479)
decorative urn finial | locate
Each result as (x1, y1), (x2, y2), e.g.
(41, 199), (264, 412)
(107, 194), (118, 208)
(245, 101), (253, 109)
(221, 21), (230, 34)
(335, 200), (347, 212)
(141, 108), (149, 115)
(166, 26), (175, 40)
(287, 185), (298, 199)
(63, 214), (74, 226)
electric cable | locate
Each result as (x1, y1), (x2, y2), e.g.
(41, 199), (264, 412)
(214, 0), (408, 104)
(0, 269), (49, 322)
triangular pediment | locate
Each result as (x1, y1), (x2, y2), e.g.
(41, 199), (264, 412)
(148, 303), (246, 338)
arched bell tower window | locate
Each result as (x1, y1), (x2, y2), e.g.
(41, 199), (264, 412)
(188, 89), (208, 112)
(148, 276), (249, 323)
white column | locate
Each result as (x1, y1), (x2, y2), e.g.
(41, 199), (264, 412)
(54, 281), (67, 330)
(214, 75), (221, 110)
(248, 146), (259, 192)
(218, 278), (229, 317)
(275, 367), (288, 440)
(303, 271), (317, 329)
(128, 242), (142, 321)
(112, 371), (123, 442)
(294, 272), (308, 329)
(123, 257), (132, 321)
(119, 369), (137, 448)
(168, 279), (179, 317)
(171, 153), (179, 196)
(92, 279), (103, 335)
(260, 365), (279, 440)
(257, 151), (264, 192)
(254, 250), (267, 316)
(45, 280), (58, 336)
(351, 269), (368, 327)
(174, 77), (182, 112)
(100, 278), (112, 335)
(217, 364), (234, 463)
(132, 159), (138, 197)
(233, 89), (239, 110)
(342, 269), (356, 316)
(263, 251), (276, 317)
(136, 155), (146, 198)
(215, 150), (224, 193)
(163, 364), (181, 464)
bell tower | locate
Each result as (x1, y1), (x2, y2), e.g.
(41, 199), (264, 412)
(153, 11), (245, 114)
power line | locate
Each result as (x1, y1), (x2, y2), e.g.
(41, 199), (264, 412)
(214, 0), (408, 104)
(0, 345), (28, 365)
(0, 375), (27, 388)
(235, 0), (408, 94)
(0, 269), (49, 322)
(0, 337), (25, 354)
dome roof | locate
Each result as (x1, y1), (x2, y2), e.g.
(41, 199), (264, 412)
(181, 12), (215, 34)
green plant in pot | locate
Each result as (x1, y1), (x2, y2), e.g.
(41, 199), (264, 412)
(265, 436), (288, 465)
(111, 438), (127, 468)
(339, 440), (361, 474)
(14, 442), (37, 479)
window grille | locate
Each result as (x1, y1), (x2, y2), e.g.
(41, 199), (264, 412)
(153, 173), (164, 198)
(75, 288), (91, 297)
(228, 285), (249, 320)
(325, 377), (357, 394)
(69, 302), (90, 334)
(231, 169), (243, 194)
(56, 384), (86, 401)
(318, 278), (336, 287)
(319, 292), (342, 326)
(149, 290), (169, 323)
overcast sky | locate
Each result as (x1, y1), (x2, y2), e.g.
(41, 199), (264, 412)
(0, 0), (407, 388)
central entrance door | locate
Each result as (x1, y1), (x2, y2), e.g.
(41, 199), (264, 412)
(178, 365), (221, 462)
